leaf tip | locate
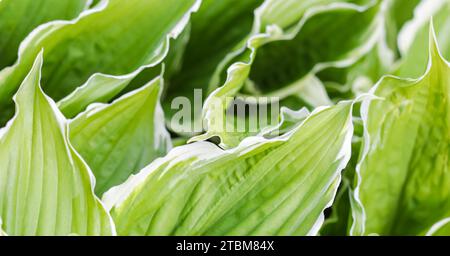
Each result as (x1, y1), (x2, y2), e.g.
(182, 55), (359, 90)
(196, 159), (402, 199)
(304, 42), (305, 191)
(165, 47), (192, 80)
(15, 50), (45, 102)
(428, 19), (445, 65)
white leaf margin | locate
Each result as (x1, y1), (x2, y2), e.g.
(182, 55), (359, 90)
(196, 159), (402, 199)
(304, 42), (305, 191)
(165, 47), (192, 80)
(198, 0), (391, 147)
(398, 0), (447, 57)
(0, 0), (202, 116)
(58, 0), (203, 112)
(0, 52), (117, 236)
(350, 22), (450, 236)
(426, 217), (450, 236)
(103, 101), (355, 236)
(69, 71), (172, 155)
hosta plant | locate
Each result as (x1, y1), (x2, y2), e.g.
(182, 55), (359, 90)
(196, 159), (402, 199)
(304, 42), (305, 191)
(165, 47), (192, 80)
(0, 0), (449, 236)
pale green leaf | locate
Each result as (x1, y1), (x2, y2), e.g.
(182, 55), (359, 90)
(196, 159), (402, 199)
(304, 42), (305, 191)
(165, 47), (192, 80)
(0, 0), (89, 69)
(320, 182), (352, 236)
(0, 53), (115, 236)
(320, 130), (362, 235)
(163, 0), (264, 115)
(384, 0), (421, 56)
(299, 0), (421, 101)
(0, 0), (201, 123)
(103, 102), (354, 236)
(319, 42), (392, 101)
(196, 0), (379, 148)
(69, 76), (171, 196)
(396, 0), (450, 78)
(351, 26), (450, 236)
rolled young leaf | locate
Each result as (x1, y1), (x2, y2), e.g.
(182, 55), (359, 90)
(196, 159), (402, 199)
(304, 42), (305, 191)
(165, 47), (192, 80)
(0, 0), (201, 123)
(69, 76), (171, 196)
(351, 25), (450, 236)
(0, 0), (89, 69)
(0, 53), (115, 236)
(103, 101), (354, 236)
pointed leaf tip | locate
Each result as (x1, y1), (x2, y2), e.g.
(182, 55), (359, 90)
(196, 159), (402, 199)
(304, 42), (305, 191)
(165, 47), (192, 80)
(428, 19), (447, 65)
(0, 51), (115, 235)
(69, 75), (171, 195)
(15, 51), (44, 102)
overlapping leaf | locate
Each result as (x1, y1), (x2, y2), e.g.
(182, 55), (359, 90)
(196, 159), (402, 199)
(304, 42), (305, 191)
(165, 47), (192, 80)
(351, 26), (450, 236)
(162, 0), (264, 123)
(308, 0), (421, 101)
(193, 0), (425, 149)
(320, 130), (362, 235)
(0, 53), (114, 236)
(396, 0), (450, 78)
(0, 0), (445, 237)
(194, 0), (387, 148)
(69, 76), (171, 196)
(0, 0), (89, 69)
(103, 102), (353, 236)
(0, 0), (201, 124)
(383, 0), (422, 56)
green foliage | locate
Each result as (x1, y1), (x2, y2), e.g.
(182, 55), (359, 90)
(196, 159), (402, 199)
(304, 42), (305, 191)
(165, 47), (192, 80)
(0, 0), (449, 236)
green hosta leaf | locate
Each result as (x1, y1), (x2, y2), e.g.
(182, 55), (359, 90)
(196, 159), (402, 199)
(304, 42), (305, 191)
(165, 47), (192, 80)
(0, 0), (89, 69)
(163, 0), (264, 123)
(320, 129), (362, 235)
(384, 0), (421, 56)
(57, 73), (143, 119)
(117, 25), (192, 101)
(0, 53), (115, 236)
(351, 26), (450, 236)
(69, 76), (171, 196)
(195, 0), (378, 148)
(295, 0), (421, 102)
(320, 181), (351, 236)
(0, 0), (201, 123)
(396, 0), (450, 78)
(237, 0), (380, 97)
(103, 102), (354, 236)
(260, 107), (310, 138)
(253, 0), (382, 34)
(318, 41), (392, 101)
(59, 26), (192, 119)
